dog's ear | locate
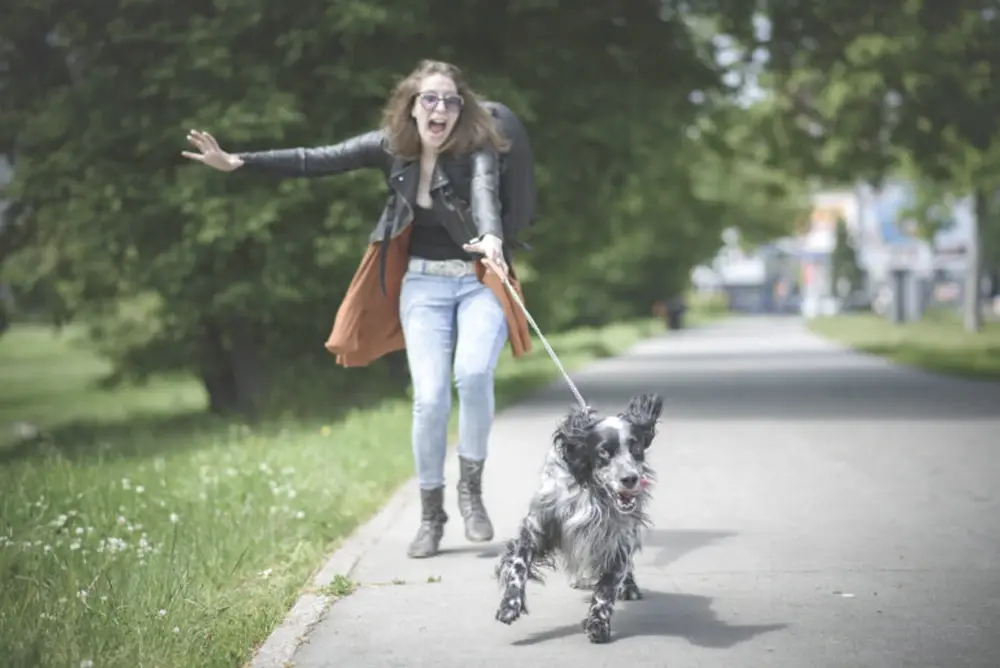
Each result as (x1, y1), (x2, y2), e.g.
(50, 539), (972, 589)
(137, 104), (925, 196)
(553, 405), (600, 484)
(622, 393), (663, 448)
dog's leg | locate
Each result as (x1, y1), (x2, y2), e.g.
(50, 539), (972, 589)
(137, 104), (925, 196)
(582, 559), (628, 644)
(495, 519), (547, 625)
(617, 569), (642, 601)
(617, 532), (643, 601)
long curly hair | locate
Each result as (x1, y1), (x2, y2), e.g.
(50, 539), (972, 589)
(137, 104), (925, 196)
(380, 59), (509, 160)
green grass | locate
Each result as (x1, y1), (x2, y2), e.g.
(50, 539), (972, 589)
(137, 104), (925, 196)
(0, 318), (659, 668)
(808, 310), (1000, 380)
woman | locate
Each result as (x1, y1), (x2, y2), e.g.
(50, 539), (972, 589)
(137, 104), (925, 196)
(182, 59), (532, 559)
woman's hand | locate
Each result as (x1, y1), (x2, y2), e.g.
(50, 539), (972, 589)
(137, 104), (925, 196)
(463, 234), (508, 281)
(181, 130), (243, 171)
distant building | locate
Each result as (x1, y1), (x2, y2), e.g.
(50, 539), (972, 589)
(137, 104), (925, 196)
(690, 179), (976, 316)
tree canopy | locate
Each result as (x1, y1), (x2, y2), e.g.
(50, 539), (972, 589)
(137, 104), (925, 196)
(0, 1), (866, 417)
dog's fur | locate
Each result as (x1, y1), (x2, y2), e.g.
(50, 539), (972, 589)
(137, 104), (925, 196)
(494, 393), (663, 644)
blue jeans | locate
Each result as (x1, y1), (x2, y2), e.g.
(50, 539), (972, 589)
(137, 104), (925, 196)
(400, 259), (509, 490)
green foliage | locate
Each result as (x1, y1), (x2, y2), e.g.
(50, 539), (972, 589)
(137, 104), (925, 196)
(0, 0), (805, 415)
(716, 2), (1000, 331)
(830, 217), (863, 296)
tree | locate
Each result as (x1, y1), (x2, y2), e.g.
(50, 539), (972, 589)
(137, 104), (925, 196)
(716, 1), (1000, 331)
(830, 216), (862, 299)
(3, 0), (789, 418)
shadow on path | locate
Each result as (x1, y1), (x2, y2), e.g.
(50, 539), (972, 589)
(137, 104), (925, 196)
(512, 590), (786, 648)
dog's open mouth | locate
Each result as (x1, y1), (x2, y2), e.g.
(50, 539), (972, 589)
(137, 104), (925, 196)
(615, 490), (639, 513)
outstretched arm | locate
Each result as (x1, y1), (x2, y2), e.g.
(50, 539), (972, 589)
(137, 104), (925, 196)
(235, 130), (388, 177)
(182, 129), (388, 177)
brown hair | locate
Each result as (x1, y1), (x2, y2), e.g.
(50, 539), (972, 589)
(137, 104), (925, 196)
(381, 59), (510, 160)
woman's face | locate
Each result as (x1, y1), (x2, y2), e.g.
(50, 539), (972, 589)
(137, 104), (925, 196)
(411, 73), (464, 152)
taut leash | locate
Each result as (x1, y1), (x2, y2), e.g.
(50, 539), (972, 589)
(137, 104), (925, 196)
(497, 273), (589, 410)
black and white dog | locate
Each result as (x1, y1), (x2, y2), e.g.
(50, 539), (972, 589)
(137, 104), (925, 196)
(494, 393), (663, 643)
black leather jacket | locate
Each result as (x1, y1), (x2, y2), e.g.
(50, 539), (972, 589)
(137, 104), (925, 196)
(236, 130), (504, 273)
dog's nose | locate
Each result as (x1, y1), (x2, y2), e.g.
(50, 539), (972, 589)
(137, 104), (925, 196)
(620, 475), (640, 489)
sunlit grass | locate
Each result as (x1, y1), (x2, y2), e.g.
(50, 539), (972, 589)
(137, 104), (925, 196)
(808, 310), (1000, 380)
(0, 318), (658, 668)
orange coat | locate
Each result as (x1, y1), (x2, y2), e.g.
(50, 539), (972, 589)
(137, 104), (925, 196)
(324, 227), (533, 367)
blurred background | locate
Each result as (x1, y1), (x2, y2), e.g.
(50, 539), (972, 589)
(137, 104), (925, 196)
(2, 1), (998, 419)
(1, 3), (998, 666)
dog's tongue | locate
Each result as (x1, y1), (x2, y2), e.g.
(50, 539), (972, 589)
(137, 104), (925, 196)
(639, 477), (649, 490)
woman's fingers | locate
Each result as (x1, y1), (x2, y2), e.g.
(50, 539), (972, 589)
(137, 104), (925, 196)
(481, 256), (508, 281)
(186, 130), (219, 154)
(180, 151), (205, 161)
(201, 132), (220, 151)
(186, 133), (207, 153)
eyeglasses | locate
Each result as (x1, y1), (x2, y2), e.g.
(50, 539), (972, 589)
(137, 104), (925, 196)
(416, 91), (464, 113)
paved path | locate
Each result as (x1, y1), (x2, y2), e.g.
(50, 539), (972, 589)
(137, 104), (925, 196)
(292, 317), (1000, 668)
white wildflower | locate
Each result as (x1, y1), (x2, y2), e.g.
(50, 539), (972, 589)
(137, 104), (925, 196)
(74, 527), (84, 535)
(135, 485), (145, 494)
(158, 609), (167, 617)
(122, 478), (132, 491)
(294, 511), (305, 520)
(80, 660), (93, 668)
(69, 541), (81, 551)
(260, 568), (273, 580)
(116, 516), (126, 527)
(173, 626), (180, 634)
(169, 513), (179, 524)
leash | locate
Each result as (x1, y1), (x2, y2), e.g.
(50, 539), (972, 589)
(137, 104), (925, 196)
(496, 272), (589, 410)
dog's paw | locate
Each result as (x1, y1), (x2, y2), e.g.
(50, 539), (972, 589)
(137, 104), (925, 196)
(618, 580), (642, 601)
(495, 587), (527, 625)
(582, 616), (612, 644)
(569, 576), (594, 590)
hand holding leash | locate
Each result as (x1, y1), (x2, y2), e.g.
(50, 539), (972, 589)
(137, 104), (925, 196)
(462, 234), (508, 281)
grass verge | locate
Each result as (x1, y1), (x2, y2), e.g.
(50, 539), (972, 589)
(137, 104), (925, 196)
(0, 318), (659, 668)
(807, 310), (1000, 380)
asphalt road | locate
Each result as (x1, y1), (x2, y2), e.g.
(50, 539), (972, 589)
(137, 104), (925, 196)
(292, 317), (1000, 668)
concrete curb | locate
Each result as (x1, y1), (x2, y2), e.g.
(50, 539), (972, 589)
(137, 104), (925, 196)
(248, 477), (418, 668)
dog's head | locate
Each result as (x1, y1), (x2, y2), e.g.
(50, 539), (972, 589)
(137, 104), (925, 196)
(553, 393), (664, 514)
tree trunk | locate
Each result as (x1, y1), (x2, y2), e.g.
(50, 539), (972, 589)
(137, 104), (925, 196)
(964, 190), (985, 333)
(197, 320), (239, 415)
(226, 317), (268, 423)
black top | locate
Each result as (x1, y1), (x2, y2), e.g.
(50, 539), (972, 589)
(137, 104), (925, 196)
(408, 204), (474, 261)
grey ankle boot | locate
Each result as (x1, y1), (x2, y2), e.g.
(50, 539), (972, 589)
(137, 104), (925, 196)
(407, 487), (448, 559)
(456, 457), (494, 542)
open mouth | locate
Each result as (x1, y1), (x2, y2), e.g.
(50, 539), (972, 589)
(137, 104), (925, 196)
(427, 119), (448, 137)
(615, 490), (638, 513)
